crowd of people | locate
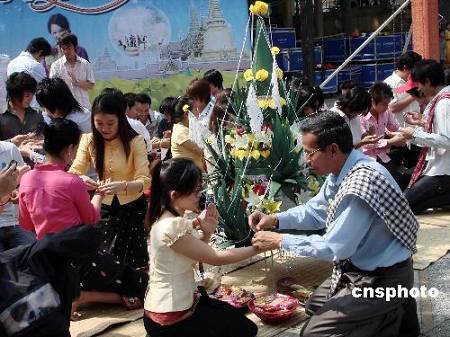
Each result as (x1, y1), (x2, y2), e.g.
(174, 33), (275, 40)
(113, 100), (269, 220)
(0, 28), (449, 337)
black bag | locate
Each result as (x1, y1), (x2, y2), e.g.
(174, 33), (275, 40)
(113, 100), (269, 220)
(0, 225), (101, 337)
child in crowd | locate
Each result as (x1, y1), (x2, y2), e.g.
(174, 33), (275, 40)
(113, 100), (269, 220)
(289, 78), (325, 118)
(170, 97), (206, 172)
(69, 90), (151, 269)
(144, 158), (260, 337)
(360, 82), (408, 189)
(153, 96), (176, 160)
(330, 86), (379, 148)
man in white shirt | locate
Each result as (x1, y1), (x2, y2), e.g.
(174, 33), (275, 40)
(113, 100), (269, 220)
(384, 51), (423, 126)
(49, 33), (94, 110)
(398, 60), (450, 213)
(124, 93), (152, 154)
(7, 38), (51, 83)
(132, 93), (164, 139)
(7, 38), (52, 109)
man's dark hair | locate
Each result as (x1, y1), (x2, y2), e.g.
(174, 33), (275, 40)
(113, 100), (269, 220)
(340, 79), (358, 92)
(25, 37), (52, 57)
(336, 86), (371, 114)
(203, 69), (223, 89)
(290, 80), (324, 115)
(47, 13), (71, 33)
(135, 93), (152, 106)
(36, 78), (82, 117)
(159, 96), (177, 115)
(6, 72), (37, 102)
(396, 51), (422, 72)
(412, 59), (445, 86)
(124, 92), (137, 109)
(369, 82), (394, 104)
(300, 111), (353, 154)
(58, 33), (78, 48)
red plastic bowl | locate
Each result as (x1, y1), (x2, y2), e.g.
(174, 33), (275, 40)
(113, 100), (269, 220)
(248, 294), (299, 324)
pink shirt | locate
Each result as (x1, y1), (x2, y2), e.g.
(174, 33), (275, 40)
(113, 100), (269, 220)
(19, 163), (100, 239)
(360, 110), (399, 163)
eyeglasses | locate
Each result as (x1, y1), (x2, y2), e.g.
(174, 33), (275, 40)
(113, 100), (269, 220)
(303, 148), (322, 159)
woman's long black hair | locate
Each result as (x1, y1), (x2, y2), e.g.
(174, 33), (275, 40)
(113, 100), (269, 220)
(147, 158), (202, 226)
(91, 90), (138, 181)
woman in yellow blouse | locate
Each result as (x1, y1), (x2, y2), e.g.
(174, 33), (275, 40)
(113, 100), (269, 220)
(70, 90), (150, 269)
(170, 97), (206, 172)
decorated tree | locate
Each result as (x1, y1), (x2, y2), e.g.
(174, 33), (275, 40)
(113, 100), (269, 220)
(206, 1), (321, 247)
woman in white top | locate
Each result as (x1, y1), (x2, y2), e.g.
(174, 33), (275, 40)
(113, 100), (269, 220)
(36, 77), (91, 133)
(144, 158), (260, 337)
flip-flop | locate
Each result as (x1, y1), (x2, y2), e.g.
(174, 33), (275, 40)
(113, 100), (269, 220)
(121, 296), (143, 310)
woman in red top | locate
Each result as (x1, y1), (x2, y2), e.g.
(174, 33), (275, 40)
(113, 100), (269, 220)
(19, 119), (147, 318)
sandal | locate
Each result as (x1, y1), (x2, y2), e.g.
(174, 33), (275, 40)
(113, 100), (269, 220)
(71, 311), (83, 321)
(121, 295), (143, 310)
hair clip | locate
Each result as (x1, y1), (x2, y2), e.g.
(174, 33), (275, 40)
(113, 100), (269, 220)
(182, 104), (190, 113)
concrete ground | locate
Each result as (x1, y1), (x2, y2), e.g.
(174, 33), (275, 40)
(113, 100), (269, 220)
(273, 252), (450, 337)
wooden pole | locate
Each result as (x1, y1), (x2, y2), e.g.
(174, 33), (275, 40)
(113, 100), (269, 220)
(411, 0), (440, 60)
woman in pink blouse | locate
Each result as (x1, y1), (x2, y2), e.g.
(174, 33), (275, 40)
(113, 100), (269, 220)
(19, 119), (102, 238)
(19, 119), (148, 318)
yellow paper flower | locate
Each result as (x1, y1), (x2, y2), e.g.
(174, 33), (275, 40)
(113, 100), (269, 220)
(255, 69), (269, 82)
(182, 104), (190, 113)
(243, 69), (254, 82)
(249, 1), (269, 16)
(307, 176), (321, 195)
(276, 67), (283, 80)
(257, 98), (269, 109)
(280, 97), (286, 106)
(268, 98), (276, 109)
(235, 149), (249, 161)
(261, 199), (282, 214)
(251, 149), (261, 160)
(260, 149), (271, 158)
(271, 46), (280, 55)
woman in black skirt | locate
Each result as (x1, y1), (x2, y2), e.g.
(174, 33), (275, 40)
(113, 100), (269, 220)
(69, 89), (151, 269)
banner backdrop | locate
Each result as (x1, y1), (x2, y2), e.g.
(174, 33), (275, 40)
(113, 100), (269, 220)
(0, 0), (250, 105)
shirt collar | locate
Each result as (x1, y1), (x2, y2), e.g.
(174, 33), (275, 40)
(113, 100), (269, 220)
(362, 110), (376, 121)
(62, 55), (81, 64)
(331, 149), (366, 186)
(35, 163), (67, 171)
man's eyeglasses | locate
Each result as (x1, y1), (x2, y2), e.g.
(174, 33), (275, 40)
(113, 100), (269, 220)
(303, 148), (322, 159)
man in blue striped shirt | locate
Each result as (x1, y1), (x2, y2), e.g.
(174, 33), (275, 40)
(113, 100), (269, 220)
(251, 111), (420, 337)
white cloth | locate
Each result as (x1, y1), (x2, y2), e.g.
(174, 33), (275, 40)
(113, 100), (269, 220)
(384, 71), (420, 126)
(412, 86), (450, 177)
(188, 101), (214, 150)
(331, 104), (363, 146)
(143, 110), (164, 138)
(43, 107), (91, 134)
(127, 117), (152, 153)
(7, 51), (46, 83)
(144, 212), (199, 312)
(0, 54), (9, 111)
(49, 55), (95, 110)
(0, 141), (24, 228)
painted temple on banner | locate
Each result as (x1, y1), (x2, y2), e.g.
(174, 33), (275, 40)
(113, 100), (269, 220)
(94, 0), (250, 80)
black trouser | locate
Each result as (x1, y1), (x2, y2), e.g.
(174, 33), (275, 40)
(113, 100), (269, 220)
(405, 175), (450, 214)
(143, 296), (257, 337)
(378, 158), (410, 191)
(300, 258), (420, 337)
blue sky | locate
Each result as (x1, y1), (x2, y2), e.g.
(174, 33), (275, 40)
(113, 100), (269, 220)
(0, 0), (249, 62)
